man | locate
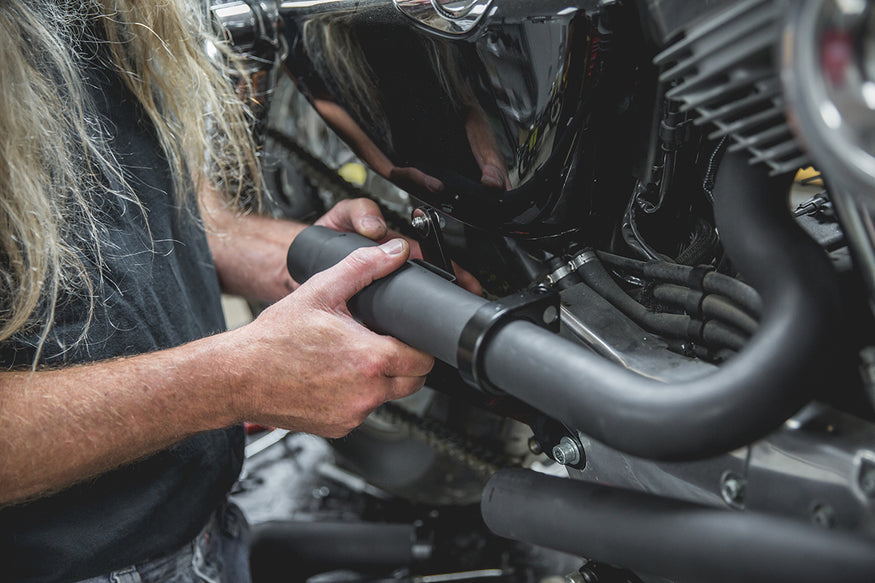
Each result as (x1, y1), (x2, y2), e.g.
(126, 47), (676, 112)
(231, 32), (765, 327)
(0, 1), (471, 581)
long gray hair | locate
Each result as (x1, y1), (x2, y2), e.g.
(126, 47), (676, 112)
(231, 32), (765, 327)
(0, 0), (259, 362)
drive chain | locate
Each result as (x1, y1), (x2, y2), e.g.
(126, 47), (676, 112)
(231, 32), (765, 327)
(373, 402), (512, 477)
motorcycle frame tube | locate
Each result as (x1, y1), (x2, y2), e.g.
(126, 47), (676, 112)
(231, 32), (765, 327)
(481, 468), (875, 583)
(287, 154), (840, 460)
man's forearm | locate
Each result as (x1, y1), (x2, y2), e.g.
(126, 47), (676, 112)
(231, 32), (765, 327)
(0, 240), (433, 507)
(201, 189), (393, 303)
(201, 190), (307, 302)
(0, 334), (236, 506)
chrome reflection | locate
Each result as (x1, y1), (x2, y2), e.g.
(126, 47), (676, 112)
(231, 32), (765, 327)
(783, 0), (875, 203)
(278, 0), (632, 236)
(395, 0), (493, 35)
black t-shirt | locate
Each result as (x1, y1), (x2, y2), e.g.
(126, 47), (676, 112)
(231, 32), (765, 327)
(0, 40), (244, 583)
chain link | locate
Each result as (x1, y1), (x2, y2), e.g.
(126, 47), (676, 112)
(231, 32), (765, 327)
(373, 403), (513, 477)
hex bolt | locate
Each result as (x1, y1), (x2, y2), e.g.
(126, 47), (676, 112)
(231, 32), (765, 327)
(552, 436), (582, 466)
(811, 502), (836, 528)
(720, 473), (746, 506)
(411, 216), (429, 233)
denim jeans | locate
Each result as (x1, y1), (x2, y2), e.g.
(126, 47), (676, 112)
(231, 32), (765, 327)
(75, 502), (251, 583)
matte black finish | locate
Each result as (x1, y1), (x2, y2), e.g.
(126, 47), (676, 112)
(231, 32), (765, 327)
(250, 521), (416, 583)
(481, 468), (875, 583)
(482, 153), (840, 459)
(287, 227), (488, 367)
(288, 153), (839, 460)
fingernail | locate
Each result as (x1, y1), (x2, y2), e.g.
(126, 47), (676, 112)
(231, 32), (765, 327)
(380, 238), (405, 255)
(361, 216), (385, 232)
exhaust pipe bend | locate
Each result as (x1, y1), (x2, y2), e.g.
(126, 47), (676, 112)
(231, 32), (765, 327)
(481, 468), (875, 583)
(287, 152), (840, 460)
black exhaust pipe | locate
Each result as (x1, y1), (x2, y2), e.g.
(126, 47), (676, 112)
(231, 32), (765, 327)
(481, 468), (875, 583)
(287, 153), (839, 460)
(250, 521), (419, 583)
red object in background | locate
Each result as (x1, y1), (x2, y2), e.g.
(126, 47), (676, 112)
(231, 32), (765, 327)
(821, 29), (855, 87)
(245, 422), (273, 434)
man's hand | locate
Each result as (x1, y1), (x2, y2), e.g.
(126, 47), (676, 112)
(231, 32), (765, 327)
(315, 198), (483, 296)
(225, 238), (434, 437)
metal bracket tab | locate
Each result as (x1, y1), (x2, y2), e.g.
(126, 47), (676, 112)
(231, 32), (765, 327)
(411, 206), (455, 276)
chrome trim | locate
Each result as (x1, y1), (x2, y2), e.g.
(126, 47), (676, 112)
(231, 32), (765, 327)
(782, 0), (875, 202)
(394, 0), (493, 35)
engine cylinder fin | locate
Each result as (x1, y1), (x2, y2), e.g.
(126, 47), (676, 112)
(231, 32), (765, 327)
(659, 7), (782, 81)
(729, 124), (794, 151)
(655, 0), (807, 174)
(771, 155), (811, 176)
(750, 140), (804, 165)
(653, 0), (779, 65)
(707, 105), (785, 140)
(674, 69), (775, 112)
(693, 79), (782, 125)
(663, 29), (777, 97)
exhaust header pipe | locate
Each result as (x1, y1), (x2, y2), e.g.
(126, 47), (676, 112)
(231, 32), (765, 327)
(287, 153), (840, 460)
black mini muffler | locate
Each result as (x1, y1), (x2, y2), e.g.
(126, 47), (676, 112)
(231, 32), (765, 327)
(481, 468), (875, 583)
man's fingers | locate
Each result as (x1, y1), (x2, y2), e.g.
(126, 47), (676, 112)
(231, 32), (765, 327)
(316, 198), (387, 241)
(451, 262), (483, 296)
(388, 375), (429, 402)
(305, 238), (410, 307)
(380, 338), (434, 379)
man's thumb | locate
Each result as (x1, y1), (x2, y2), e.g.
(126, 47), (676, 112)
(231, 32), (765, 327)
(309, 238), (409, 306)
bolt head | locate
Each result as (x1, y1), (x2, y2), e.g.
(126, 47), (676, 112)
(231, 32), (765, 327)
(552, 436), (582, 466)
(411, 216), (429, 232)
(811, 502), (836, 528)
(720, 473), (746, 506)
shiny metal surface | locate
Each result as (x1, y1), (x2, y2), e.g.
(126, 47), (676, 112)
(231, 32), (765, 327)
(212, 1), (259, 50)
(559, 282), (715, 382)
(745, 404), (875, 533)
(212, 0), (281, 52)
(782, 0), (875, 203)
(395, 0), (493, 35)
(277, 0), (646, 237)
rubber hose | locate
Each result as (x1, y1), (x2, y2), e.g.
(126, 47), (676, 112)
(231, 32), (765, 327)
(598, 250), (763, 317)
(576, 258), (745, 350)
(652, 283), (758, 335)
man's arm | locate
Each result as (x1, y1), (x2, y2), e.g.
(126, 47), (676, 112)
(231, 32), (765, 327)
(0, 240), (433, 506)
(201, 187), (391, 303)
(201, 187), (482, 301)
